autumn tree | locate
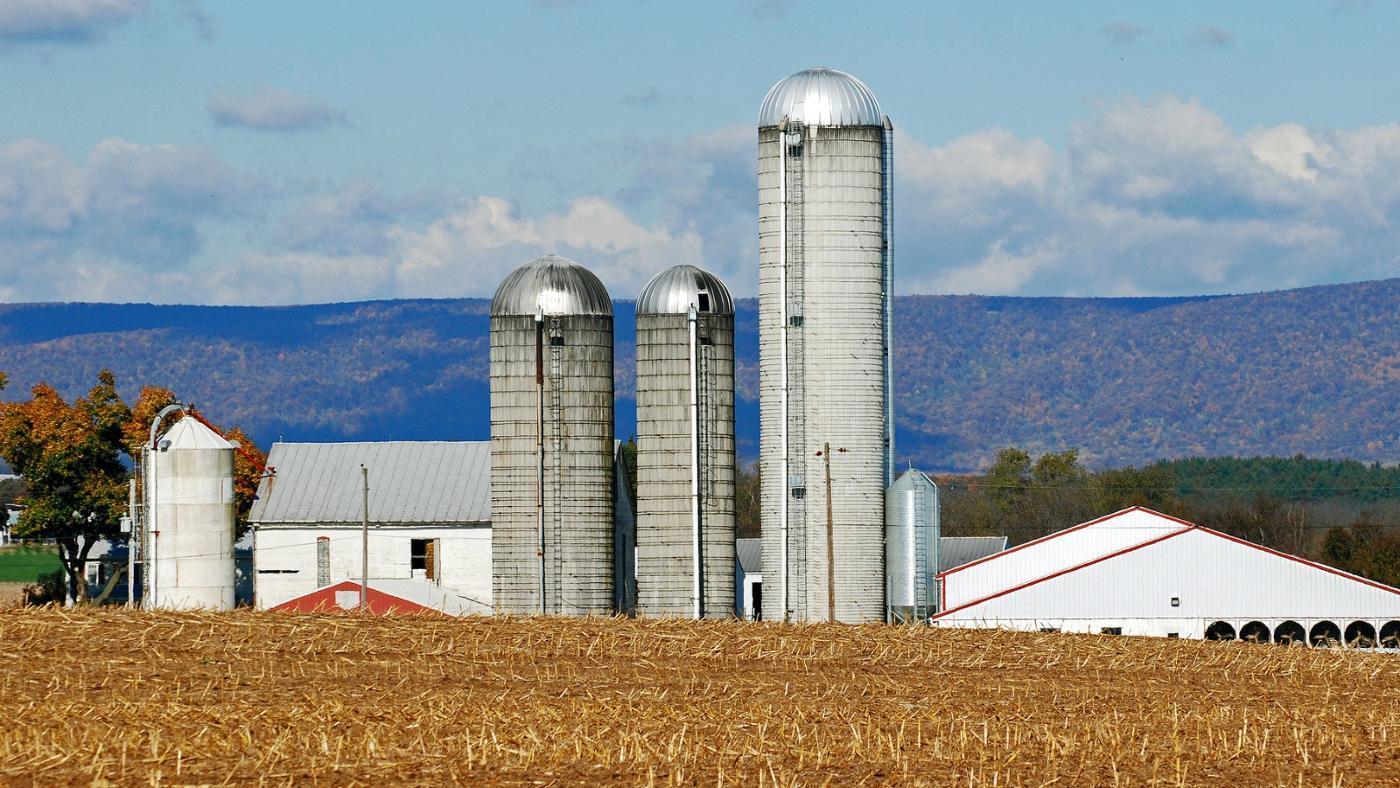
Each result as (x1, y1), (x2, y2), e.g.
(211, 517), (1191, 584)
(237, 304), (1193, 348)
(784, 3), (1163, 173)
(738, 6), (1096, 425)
(0, 371), (132, 603)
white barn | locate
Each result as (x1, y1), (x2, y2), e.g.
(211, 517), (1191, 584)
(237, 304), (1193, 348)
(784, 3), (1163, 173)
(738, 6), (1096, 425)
(250, 442), (493, 614)
(933, 507), (1400, 647)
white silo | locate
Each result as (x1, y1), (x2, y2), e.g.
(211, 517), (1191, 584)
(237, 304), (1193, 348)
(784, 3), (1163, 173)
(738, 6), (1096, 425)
(885, 470), (939, 624)
(758, 67), (894, 623)
(145, 415), (236, 610)
(490, 253), (616, 615)
(635, 265), (736, 619)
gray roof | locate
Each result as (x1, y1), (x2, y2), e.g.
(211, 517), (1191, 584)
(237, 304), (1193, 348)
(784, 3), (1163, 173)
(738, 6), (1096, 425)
(759, 67), (883, 128)
(490, 253), (612, 318)
(939, 536), (1008, 574)
(250, 441), (490, 526)
(736, 537), (762, 574)
(637, 264), (734, 316)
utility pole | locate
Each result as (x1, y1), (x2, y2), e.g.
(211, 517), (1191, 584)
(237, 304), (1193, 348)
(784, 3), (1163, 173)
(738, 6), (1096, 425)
(823, 442), (835, 623)
(361, 465), (369, 613)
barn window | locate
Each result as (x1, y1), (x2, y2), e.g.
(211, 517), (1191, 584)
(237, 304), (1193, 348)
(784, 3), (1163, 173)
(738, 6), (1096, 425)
(316, 536), (330, 587)
(1240, 621), (1270, 643)
(1381, 621), (1400, 649)
(1345, 621), (1376, 648)
(1170, 597), (1180, 607)
(1166, 633), (1179, 639)
(1309, 620), (1342, 647)
(1100, 627), (1122, 636)
(1274, 620), (1306, 646)
(411, 538), (438, 582)
(1204, 621), (1236, 641)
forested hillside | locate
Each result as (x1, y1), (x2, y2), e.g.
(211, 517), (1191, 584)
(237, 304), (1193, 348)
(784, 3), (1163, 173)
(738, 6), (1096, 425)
(0, 277), (1396, 472)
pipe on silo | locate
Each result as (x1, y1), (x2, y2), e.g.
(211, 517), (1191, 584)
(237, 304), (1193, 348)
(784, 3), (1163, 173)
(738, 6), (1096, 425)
(777, 116), (791, 623)
(535, 307), (546, 615)
(688, 304), (702, 619)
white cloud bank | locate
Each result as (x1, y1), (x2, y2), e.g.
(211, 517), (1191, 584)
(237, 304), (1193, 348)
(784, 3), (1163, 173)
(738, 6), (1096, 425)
(0, 0), (145, 43)
(3, 95), (1400, 304)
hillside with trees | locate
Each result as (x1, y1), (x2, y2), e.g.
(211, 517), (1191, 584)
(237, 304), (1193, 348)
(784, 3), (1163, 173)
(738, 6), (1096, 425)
(1, 277), (1396, 473)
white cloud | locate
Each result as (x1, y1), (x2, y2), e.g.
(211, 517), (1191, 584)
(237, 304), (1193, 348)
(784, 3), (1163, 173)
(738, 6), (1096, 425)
(208, 87), (348, 132)
(0, 0), (145, 43)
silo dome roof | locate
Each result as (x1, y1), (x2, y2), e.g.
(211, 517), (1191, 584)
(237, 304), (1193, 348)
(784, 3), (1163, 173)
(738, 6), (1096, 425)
(758, 66), (883, 128)
(490, 254), (613, 317)
(161, 415), (234, 451)
(637, 264), (734, 316)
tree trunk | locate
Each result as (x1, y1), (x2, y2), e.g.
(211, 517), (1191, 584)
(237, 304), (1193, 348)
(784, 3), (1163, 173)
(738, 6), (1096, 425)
(56, 537), (96, 604)
(90, 564), (127, 605)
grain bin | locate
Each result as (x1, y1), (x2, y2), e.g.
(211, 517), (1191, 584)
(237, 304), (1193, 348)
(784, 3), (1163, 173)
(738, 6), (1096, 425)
(635, 265), (736, 619)
(758, 67), (893, 622)
(490, 254), (615, 615)
(885, 470), (939, 624)
(145, 415), (236, 610)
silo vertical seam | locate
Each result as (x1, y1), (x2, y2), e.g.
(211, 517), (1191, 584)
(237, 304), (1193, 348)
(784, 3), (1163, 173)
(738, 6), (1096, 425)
(778, 119), (791, 622)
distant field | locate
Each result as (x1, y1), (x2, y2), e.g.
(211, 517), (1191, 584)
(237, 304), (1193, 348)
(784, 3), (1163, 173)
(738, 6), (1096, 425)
(0, 545), (58, 583)
(0, 610), (1396, 784)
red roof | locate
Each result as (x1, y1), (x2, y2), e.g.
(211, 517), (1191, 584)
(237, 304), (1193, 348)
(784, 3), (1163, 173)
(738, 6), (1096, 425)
(269, 580), (445, 615)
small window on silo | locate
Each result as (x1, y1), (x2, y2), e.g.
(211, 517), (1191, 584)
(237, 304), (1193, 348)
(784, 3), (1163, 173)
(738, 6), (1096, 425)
(549, 336), (565, 346)
(698, 292), (711, 312)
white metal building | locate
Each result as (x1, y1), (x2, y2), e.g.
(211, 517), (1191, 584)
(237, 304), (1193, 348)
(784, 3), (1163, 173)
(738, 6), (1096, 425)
(249, 441), (493, 615)
(933, 507), (1400, 646)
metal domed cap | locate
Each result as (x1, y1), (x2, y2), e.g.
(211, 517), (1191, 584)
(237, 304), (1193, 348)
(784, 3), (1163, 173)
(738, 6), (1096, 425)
(636, 264), (734, 316)
(490, 254), (613, 317)
(758, 66), (883, 128)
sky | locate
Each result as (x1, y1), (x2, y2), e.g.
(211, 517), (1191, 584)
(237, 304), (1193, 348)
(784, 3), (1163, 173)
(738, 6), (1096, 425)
(2, 0), (1399, 305)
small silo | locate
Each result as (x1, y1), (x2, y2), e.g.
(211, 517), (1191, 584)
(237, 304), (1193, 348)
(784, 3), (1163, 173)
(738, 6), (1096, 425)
(758, 67), (894, 622)
(635, 265), (737, 619)
(145, 415), (236, 610)
(490, 253), (616, 615)
(885, 470), (939, 624)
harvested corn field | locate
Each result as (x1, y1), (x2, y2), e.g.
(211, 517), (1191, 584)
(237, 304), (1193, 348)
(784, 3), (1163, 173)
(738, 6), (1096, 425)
(1, 609), (1397, 785)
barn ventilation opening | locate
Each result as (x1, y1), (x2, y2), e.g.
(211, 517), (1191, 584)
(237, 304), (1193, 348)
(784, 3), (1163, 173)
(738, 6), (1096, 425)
(1204, 621), (1236, 641)
(1381, 621), (1400, 649)
(1274, 620), (1306, 646)
(1309, 620), (1342, 647)
(1345, 621), (1377, 649)
(1240, 621), (1270, 643)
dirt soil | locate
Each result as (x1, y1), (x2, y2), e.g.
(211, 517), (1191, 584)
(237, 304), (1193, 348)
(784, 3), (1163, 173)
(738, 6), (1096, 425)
(0, 609), (1397, 785)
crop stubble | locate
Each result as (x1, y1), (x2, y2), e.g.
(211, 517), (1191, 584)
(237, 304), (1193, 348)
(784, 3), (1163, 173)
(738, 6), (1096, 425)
(0, 609), (1396, 785)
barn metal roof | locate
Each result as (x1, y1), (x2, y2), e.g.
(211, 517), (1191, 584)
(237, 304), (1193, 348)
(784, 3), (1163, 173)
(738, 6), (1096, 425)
(759, 66), (883, 128)
(736, 537), (763, 574)
(249, 441), (490, 525)
(939, 536), (1008, 574)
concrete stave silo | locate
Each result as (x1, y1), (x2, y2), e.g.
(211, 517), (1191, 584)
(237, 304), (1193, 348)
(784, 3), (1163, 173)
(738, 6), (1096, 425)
(758, 67), (893, 623)
(885, 470), (939, 624)
(145, 415), (236, 610)
(490, 254), (615, 615)
(635, 265), (736, 619)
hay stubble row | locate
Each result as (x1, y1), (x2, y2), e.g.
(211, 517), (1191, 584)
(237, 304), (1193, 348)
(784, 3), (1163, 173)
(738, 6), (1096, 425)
(0, 609), (1396, 785)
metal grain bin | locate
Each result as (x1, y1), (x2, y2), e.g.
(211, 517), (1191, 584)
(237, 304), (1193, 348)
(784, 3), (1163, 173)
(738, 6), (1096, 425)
(490, 254), (615, 615)
(757, 67), (894, 622)
(146, 416), (236, 610)
(635, 265), (736, 619)
(885, 470), (939, 624)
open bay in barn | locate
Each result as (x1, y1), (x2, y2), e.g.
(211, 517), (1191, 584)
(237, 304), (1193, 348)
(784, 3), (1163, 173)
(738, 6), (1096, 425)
(1, 608), (1396, 784)
(0, 276), (1395, 473)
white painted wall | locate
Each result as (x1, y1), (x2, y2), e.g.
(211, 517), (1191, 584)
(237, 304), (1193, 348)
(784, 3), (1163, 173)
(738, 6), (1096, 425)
(253, 525), (491, 613)
(941, 508), (1187, 612)
(936, 527), (1400, 639)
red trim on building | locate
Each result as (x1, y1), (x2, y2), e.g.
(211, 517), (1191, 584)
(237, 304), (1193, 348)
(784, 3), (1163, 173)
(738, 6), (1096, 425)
(933, 526), (1194, 620)
(269, 580), (444, 615)
(939, 506), (1199, 579)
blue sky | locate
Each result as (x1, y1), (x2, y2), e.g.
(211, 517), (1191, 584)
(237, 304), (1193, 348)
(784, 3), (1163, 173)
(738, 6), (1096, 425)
(1, 0), (1398, 304)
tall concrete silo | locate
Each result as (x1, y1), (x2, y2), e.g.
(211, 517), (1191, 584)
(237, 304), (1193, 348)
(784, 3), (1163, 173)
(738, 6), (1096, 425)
(146, 415), (236, 610)
(885, 470), (939, 624)
(490, 253), (615, 615)
(758, 67), (894, 623)
(635, 265), (736, 619)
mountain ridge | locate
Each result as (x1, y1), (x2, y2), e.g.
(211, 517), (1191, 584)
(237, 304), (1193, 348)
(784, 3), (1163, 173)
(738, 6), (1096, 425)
(1, 277), (1395, 473)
